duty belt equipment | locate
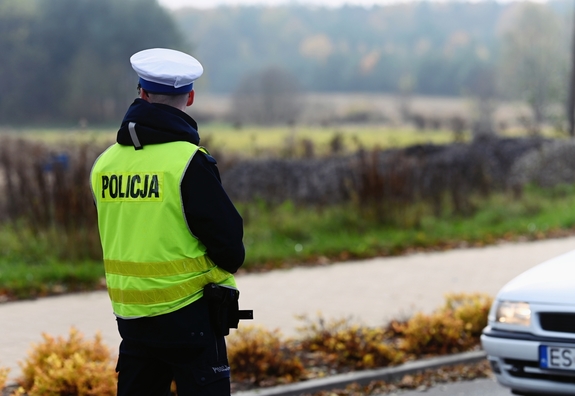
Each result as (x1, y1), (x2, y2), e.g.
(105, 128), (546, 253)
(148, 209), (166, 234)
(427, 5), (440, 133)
(203, 283), (253, 336)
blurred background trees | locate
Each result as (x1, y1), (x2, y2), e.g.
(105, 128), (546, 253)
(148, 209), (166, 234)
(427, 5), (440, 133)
(177, 3), (504, 96)
(231, 66), (303, 125)
(0, 0), (183, 124)
(497, 2), (568, 133)
(0, 0), (574, 128)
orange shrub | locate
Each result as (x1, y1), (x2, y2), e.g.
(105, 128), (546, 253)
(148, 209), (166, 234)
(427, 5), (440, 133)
(443, 293), (493, 338)
(0, 365), (9, 389)
(298, 315), (403, 369)
(397, 292), (493, 356)
(227, 326), (304, 386)
(398, 311), (468, 355)
(17, 327), (116, 396)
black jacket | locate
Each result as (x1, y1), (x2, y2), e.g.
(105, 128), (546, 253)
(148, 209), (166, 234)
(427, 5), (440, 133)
(114, 99), (244, 345)
(117, 98), (244, 273)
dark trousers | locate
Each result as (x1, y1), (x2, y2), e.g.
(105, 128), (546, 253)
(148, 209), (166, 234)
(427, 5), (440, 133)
(116, 335), (230, 396)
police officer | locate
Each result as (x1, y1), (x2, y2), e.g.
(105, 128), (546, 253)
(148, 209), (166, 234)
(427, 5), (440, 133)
(90, 48), (245, 396)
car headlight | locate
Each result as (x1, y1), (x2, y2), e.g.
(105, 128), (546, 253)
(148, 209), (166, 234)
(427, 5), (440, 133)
(495, 301), (531, 327)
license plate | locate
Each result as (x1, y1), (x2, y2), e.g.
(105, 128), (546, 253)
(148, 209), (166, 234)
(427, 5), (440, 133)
(540, 345), (575, 370)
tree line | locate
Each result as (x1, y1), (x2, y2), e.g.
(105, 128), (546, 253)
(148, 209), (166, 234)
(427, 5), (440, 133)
(176, 2), (504, 95)
(0, 0), (183, 124)
(0, 0), (572, 126)
(179, 1), (571, 130)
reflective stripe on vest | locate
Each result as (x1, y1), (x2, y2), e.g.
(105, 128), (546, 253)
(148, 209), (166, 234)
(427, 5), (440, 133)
(90, 141), (236, 318)
(106, 264), (232, 305)
(104, 256), (215, 277)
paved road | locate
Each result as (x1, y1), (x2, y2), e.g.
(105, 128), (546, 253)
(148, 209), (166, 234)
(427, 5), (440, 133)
(1, 236), (575, 385)
(237, 236), (575, 336)
(389, 378), (512, 396)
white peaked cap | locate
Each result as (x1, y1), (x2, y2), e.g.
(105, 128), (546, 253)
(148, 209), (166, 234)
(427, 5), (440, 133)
(130, 48), (203, 94)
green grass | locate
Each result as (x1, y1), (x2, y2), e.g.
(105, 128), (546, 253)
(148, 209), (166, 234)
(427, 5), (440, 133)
(200, 123), (471, 156)
(2, 123), (566, 159)
(0, 224), (105, 300)
(0, 127), (117, 145)
(2, 183), (575, 300)
(1, 124), (472, 158)
(2, 125), (575, 300)
(238, 185), (575, 270)
(0, 259), (104, 300)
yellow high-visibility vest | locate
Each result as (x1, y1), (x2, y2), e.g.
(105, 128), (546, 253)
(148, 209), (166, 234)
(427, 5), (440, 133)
(90, 141), (236, 318)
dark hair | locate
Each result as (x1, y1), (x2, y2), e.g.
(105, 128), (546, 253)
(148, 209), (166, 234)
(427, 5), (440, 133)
(137, 83), (149, 98)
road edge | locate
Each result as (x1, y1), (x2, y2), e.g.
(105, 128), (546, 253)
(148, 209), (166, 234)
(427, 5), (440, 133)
(233, 350), (487, 396)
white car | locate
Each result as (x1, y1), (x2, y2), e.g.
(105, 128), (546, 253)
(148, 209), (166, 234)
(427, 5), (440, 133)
(481, 249), (575, 395)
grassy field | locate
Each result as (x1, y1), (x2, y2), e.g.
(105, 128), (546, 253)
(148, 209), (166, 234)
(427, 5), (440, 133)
(239, 185), (575, 270)
(2, 184), (575, 300)
(0, 124), (469, 161)
(201, 124), (469, 156)
(0, 123), (571, 300)
(0, 121), (561, 160)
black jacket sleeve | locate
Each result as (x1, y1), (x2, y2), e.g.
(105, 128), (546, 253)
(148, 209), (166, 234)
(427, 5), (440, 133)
(181, 152), (245, 274)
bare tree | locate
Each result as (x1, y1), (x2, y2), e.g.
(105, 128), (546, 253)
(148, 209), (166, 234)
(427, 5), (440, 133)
(498, 3), (567, 132)
(397, 73), (414, 124)
(568, 2), (575, 136)
(468, 66), (498, 138)
(231, 66), (303, 125)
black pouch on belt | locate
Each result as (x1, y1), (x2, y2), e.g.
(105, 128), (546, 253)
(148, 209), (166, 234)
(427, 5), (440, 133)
(203, 283), (253, 336)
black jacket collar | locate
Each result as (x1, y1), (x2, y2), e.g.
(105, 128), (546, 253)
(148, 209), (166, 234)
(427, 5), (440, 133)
(117, 99), (200, 148)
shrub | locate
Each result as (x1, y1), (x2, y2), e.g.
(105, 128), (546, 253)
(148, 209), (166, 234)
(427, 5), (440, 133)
(0, 137), (103, 262)
(4, 294), (491, 394)
(297, 315), (404, 370)
(397, 293), (493, 355)
(227, 326), (305, 386)
(17, 327), (116, 396)
(443, 293), (493, 339)
(0, 365), (9, 389)
(398, 311), (469, 355)
(509, 139), (575, 189)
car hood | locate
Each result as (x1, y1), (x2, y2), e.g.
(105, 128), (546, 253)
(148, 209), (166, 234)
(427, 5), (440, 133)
(497, 249), (575, 305)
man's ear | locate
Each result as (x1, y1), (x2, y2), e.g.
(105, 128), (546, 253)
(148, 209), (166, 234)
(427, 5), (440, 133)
(186, 90), (195, 107)
(139, 89), (149, 101)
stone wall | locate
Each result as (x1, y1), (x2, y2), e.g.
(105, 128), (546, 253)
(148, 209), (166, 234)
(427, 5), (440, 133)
(509, 139), (575, 188)
(221, 136), (551, 207)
